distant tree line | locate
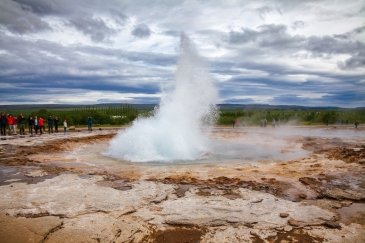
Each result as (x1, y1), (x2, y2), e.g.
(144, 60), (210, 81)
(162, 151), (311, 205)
(218, 109), (365, 126)
(2, 105), (140, 126)
(2, 105), (364, 127)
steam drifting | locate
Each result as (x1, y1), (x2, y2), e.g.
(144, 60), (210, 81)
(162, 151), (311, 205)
(107, 34), (218, 162)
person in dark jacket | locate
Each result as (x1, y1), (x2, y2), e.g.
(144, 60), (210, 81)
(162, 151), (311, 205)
(18, 113), (26, 135)
(28, 116), (34, 136)
(54, 116), (59, 133)
(354, 120), (359, 128)
(87, 117), (93, 131)
(48, 115), (54, 134)
(0, 112), (7, 136)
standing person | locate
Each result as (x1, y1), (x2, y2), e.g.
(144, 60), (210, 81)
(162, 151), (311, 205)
(47, 115), (54, 134)
(18, 113), (26, 135)
(63, 119), (67, 134)
(87, 116), (93, 131)
(272, 119), (276, 128)
(13, 116), (17, 135)
(354, 120), (359, 128)
(54, 116), (59, 133)
(0, 112), (7, 136)
(7, 114), (14, 135)
(34, 116), (39, 134)
(38, 117), (44, 134)
(28, 116), (34, 136)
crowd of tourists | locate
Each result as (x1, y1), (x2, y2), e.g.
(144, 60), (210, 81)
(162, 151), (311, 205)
(0, 112), (73, 136)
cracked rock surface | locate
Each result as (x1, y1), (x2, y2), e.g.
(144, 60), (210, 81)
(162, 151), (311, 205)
(0, 128), (364, 242)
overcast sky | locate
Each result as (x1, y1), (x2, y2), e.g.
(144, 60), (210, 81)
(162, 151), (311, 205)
(0, 0), (364, 107)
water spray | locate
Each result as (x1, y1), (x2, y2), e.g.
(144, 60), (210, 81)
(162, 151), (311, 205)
(107, 34), (218, 162)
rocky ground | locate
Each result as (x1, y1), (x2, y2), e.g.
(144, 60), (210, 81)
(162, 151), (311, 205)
(0, 127), (364, 243)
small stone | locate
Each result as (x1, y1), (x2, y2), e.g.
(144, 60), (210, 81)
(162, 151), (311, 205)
(323, 220), (341, 229)
(251, 199), (263, 203)
(288, 218), (302, 227)
(279, 213), (289, 218)
(283, 226), (293, 232)
(298, 193), (307, 199)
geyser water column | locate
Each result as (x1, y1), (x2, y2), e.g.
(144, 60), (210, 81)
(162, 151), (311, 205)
(107, 34), (218, 162)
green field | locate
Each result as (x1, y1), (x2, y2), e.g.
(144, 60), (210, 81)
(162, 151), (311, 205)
(1, 104), (364, 127)
(218, 108), (365, 126)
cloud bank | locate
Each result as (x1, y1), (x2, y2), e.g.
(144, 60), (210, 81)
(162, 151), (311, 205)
(0, 0), (364, 107)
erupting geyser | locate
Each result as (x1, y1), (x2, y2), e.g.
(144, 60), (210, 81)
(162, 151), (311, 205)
(107, 34), (218, 162)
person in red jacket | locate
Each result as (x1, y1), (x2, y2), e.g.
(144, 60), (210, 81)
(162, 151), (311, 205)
(7, 114), (14, 135)
(38, 117), (44, 134)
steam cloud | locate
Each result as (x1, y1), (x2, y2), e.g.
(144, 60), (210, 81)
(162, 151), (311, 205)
(106, 34), (218, 162)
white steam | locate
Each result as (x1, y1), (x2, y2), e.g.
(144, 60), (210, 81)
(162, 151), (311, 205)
(106, 34), (218, 162)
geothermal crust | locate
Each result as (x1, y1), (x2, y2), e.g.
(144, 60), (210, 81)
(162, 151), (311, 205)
(0, 127), (364, 242)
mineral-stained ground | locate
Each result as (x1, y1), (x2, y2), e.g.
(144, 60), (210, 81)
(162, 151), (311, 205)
(0, 126), (364, 243)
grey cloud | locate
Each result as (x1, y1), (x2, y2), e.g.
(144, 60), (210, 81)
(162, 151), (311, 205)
(291, 20), (305, 30)
(306, 36), (364, 55)
(74, 45), (176, 67)
(229, 24), (303, 50)
(0, 30), (174, 79)
(0, 31), (172, 95)
(132, 23), (151, 38)
(335, 25), (365, 39)
(218, 73), (365, 107)
(351, 25), (365, 35)
(305, 35), (365, 69)
(0, 33), (76, 75)
(13, 0), (67, 15)
(257, 24), (303, 49)
(229, 24), (365, 69)
(0, 0), (51, 33)
(109, 9), (128, 24)
(210, 54), (364, 106)
(340, 52), (365, 69)
(10, 0), (127, 39)
(256, 6), (282, 20)
(163, 30), (181, 37)
(272, 95), (308, 104)
(1, 0), (364, 106)
(257, 6), (274, 19)
(68, 15), (116, 42)
(13, 0), (126, 19)
(229, 28), (258, 44)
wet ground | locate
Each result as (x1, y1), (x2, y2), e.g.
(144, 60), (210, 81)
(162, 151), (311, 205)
(0, 126), (364, 242)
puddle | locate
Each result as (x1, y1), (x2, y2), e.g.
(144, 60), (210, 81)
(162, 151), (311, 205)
(148, 227), (206, 243)
(266, 229), (324, 243)
(0, 166), (58, 186)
